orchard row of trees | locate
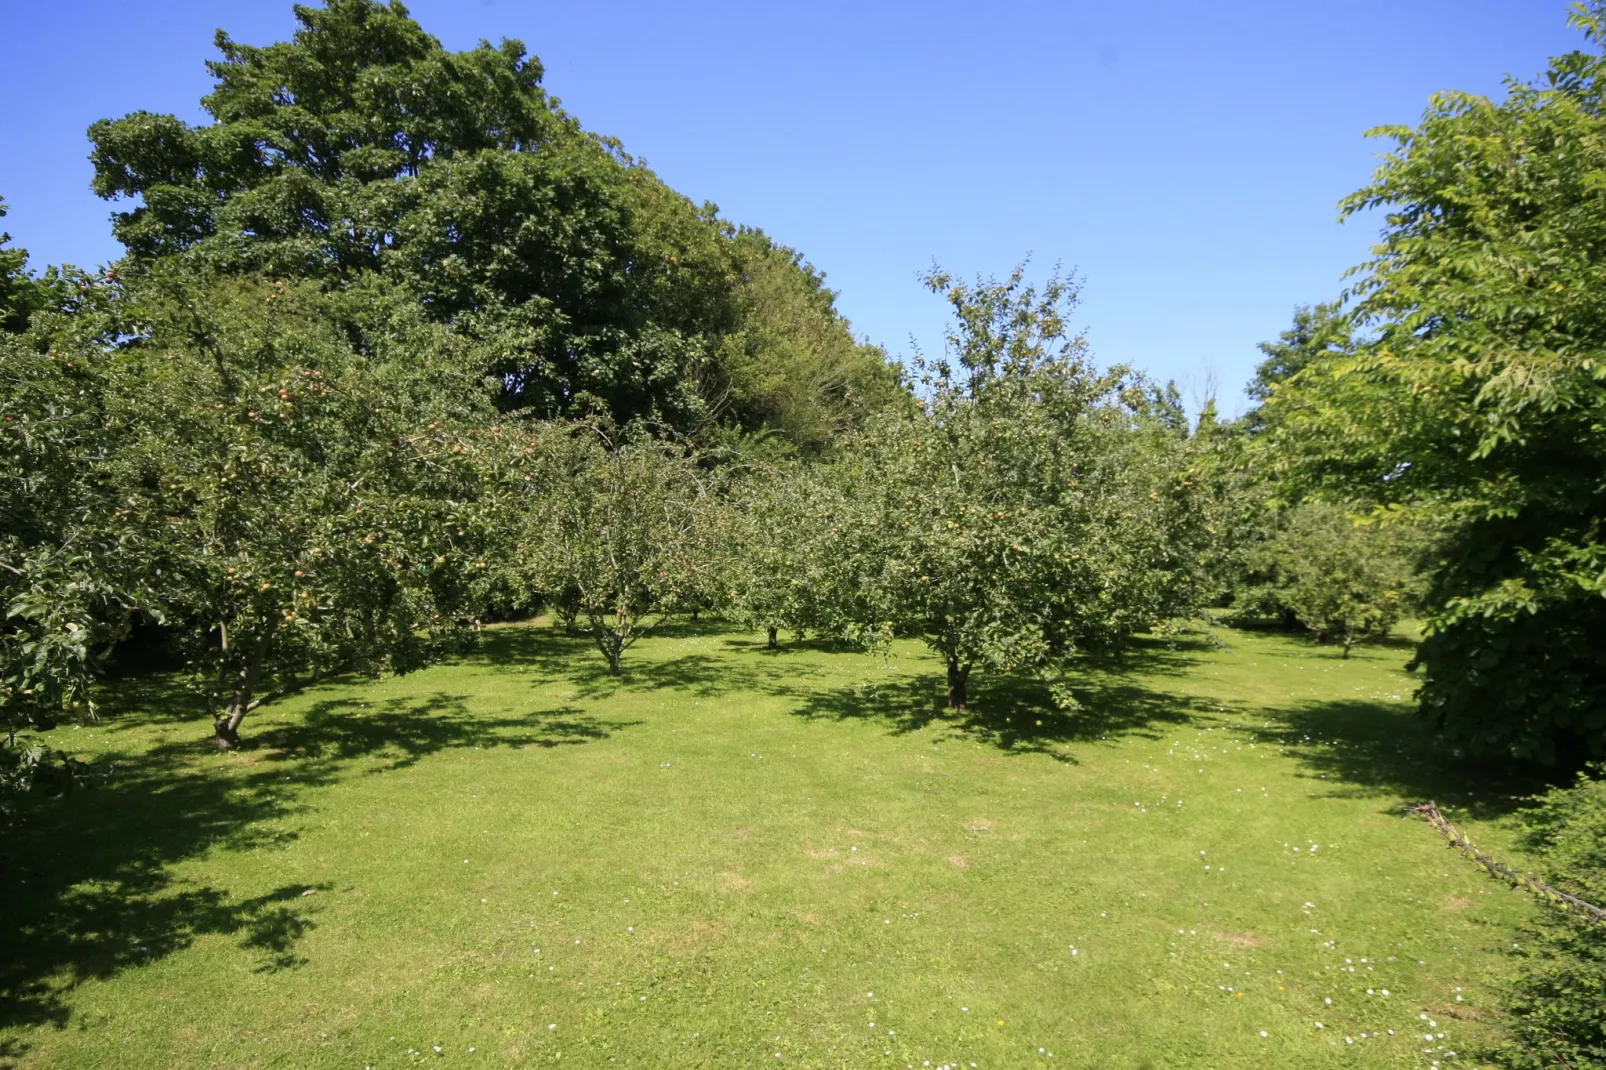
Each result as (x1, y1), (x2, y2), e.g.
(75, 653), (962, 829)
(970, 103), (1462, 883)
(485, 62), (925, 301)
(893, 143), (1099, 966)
(0, 0), (1260, 782)
(6, 0), (1605, 785)
(6, 1), (1606, 1061)
(0, 0), (889, 780)
(0, 253), (1224, 761)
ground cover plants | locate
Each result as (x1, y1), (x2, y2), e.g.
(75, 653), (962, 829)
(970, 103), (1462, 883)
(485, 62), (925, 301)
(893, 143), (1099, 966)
(1, 620), (1541, 1068)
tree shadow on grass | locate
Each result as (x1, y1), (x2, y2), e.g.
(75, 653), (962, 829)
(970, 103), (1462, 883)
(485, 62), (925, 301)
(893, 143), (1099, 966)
(0, 686), (634, 1064)
(566, 652), (802, 702)
(463, 622), (590, 667)
(1259, 698), (1551, 819)
(781, 637), (1220, 761)
(0, 742), (327, 1061)
(250, 692), (633, 774)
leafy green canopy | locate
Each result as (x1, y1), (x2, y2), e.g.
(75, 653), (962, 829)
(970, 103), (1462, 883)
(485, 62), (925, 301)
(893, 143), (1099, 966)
(0, 330), (130, 802)
(86, 0), (898, 444)
(1240, 502), (1423, 655)
(125, 278), (497, 747)
(491, 419), (718, 676)
(2, 272), (500, 751)
(817, 266), (1213, 708)
(1496, 769), (1606, 1068)
(1263, 5), (1606, 763)
(713, 463), (848, 649)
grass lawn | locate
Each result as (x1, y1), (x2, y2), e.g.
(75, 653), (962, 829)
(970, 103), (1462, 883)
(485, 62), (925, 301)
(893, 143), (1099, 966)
(1, 621), (1539, 1068)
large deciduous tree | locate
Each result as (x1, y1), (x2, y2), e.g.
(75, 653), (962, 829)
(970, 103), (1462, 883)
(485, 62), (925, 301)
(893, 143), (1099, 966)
(84, 1), (900, 445)
(1263, 5), (1606, 763)
(86, 0), (720, 424)
(712, 230), (906, 454)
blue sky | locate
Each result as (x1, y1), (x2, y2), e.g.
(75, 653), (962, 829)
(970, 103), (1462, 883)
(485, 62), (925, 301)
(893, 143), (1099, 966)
(0, 1), (1584, 409)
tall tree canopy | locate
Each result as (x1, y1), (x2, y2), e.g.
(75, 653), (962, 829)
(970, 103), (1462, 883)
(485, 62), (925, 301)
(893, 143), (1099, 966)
(87, 0), (898, 442)
(1262, 4), (1606, 763)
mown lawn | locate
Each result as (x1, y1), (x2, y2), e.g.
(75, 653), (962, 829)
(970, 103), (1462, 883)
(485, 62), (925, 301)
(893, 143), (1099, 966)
(2, 621), (1538, 1068)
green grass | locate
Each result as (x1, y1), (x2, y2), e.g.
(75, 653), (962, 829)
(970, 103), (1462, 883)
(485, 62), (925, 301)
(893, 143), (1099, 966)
(2, 621), (1541, 1068)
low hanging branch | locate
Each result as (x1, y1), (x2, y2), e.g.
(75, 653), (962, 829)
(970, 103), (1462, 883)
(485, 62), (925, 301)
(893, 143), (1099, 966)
(1407, 801), (1606, 925)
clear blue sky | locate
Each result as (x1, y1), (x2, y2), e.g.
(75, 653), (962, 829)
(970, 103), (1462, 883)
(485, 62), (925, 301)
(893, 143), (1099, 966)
(0, 0), (1584, 409)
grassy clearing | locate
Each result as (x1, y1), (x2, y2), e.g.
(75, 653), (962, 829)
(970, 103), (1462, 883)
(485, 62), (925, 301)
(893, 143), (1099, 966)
(2, 622), (1537, 1068)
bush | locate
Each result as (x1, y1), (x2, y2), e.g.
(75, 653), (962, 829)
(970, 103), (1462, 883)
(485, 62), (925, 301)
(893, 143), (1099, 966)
(1496, 769), (1606, 1067)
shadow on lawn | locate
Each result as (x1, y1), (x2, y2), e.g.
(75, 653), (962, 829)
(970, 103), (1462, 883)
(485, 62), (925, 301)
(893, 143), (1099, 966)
(1262, 697), (1549, 819)
(0, 683), (632, 1063)
(472, 620), (799, 701)
(253, 692), (629, 772)
(784, 637), (1218, 761)
(0, 741), (327, 1059)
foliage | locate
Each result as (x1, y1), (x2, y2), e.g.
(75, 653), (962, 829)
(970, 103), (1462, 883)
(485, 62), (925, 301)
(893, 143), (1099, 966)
(1, 547), (128, 743)
(714, 461), (866, 648)
(1245, 303), (1354, 408)
(1236, 503), (1423, 654)
(0, 329), (132, 809)
(1495, 768), (1606, 1068)
(97, 274), (496, 746)
(712, 230), (906, 453)
(820, 264), (1213, 707)
(1261, 5), (1606, 763)
(0, 546), (124, 816)
(84, 1), (901, 445)
(506, 420), (717, 675)
(0, 736), (97, 817)
(0, 196), (46, 334)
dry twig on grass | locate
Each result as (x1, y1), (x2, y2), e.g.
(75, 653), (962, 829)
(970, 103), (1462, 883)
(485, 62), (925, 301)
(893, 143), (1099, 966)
(1408, 801), (1606, 925)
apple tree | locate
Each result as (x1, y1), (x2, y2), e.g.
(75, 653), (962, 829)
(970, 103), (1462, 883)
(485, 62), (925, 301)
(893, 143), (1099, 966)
(823, 265), (1212, 708)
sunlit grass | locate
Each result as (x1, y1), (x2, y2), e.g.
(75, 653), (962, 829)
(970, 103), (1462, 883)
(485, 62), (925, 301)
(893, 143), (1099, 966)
(2, 621), (1534, 1068)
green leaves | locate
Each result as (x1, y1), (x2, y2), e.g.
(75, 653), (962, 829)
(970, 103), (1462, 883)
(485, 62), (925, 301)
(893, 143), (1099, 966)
(1242, 503), (1423, 655)
(796, 264), (1214, 706)
(1496, 767), (1606, 1068)
(0, 197), (47, 334)
(1260, 8), (1606, 761)
(81, 2), (898, 447)
(493, 419), (717, 675)
(41, 273), (503, 745)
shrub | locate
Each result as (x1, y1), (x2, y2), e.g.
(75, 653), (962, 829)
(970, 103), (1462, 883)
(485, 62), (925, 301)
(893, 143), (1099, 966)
(1496, 769), (1606, 1067)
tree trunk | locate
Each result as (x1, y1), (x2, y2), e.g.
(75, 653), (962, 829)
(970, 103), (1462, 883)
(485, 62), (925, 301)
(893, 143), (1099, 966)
(946, 657), (970, 710)
(766, 625), (779, 649)
(214, 620), (276, 750)
(603, 630), (624, 677)
(1342, 631), (1354, 658)
(691, 608), (700, 623)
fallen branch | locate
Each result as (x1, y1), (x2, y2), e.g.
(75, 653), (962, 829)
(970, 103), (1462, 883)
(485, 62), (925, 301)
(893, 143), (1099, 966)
(1407, 801), (1606, 925)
